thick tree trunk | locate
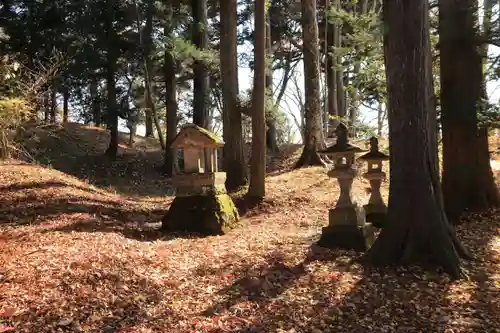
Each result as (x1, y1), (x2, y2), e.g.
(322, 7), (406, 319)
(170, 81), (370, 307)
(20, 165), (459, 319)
(265, 8), (278, 153)
(326, 22), (338, 137)
(164, 1), (178, 177)
(90, 77), (101, 127)
(220, 0), (247, 190)
(62, 85), (69, 123)
(49, 87), (57, 123)
(295, 0), (326, 168)
(365, 0), (468, 279)
(145, 110), (154, 137)
(334, 1), (346, 120)
(134, 0), (165, 149)
(439, 0), (499, 222)
(104, 0), (119, 159)
(192, 0), (209, 128)
(43, 91), (49, 122)
(248, 0), (267, 199)
(143, 0), (154, 137)
(477, 127), (500, 206)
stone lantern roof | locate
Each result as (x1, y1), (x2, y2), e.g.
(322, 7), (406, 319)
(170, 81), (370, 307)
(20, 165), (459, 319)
(358, 137), (389, 161)
(171, 123), (224, 149)
(319, 123), (365, 154)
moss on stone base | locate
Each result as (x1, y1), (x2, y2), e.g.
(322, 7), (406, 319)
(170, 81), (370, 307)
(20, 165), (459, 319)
(161, 194), (239, 235)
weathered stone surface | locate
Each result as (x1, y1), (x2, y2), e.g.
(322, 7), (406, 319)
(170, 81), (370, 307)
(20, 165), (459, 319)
(173, 172), (227, 196)
(318, 123), (374, 251)
(318, 222), (376, 251)
(364, 203), (387, 228)
(359, 137), (388, 228)
(328, 205), (365, 226)
(171, 123), (224, 149)
(162, 193), (239, 235)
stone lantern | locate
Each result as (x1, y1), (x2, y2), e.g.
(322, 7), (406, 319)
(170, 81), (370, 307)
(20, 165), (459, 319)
(317, 123), (375, 251)
(358, 137), (389, 228)
(161, 124), (239, 235)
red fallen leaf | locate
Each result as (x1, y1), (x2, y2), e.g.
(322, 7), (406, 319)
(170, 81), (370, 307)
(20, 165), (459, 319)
(0, 325), (15, 333)
(0, 307), (17, 318)
(212, 316), (218, 321)
(327, 272), (341, 279)
(221, 273), (233, 279)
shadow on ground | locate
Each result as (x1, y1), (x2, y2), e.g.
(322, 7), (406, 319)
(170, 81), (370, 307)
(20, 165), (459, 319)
(0, 257), (186, 333)
(198, 216), (500, 332)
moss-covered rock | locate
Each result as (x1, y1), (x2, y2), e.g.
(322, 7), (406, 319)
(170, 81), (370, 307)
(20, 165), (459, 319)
(161, 194), (239, 235)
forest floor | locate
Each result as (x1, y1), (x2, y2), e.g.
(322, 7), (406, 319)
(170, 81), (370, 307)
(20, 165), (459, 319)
(0, 123), (499, 332)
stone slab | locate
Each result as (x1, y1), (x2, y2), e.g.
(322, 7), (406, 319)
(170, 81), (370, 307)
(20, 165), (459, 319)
(317, 223), (376, 251)
(328, 205), (365, 226)
(364, 203), (387, 228)
(173, 172), (227, 196)
(161, 193), (239, 235)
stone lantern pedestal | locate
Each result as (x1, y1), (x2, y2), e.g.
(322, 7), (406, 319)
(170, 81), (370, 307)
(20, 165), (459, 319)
(162, 124), (239, 235)
(317, 124), (375, 251)
(359, 137), (389, 228)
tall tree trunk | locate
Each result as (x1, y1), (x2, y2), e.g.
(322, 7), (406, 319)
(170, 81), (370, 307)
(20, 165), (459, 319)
(62, 85), (69, 123)
(90, 77), (101, 127)
(43, 90), (49, 122)
(365, 0), (468, 279)
(295, 0), (326, 168)
(104, 0), (119, 158)
(220, 0), (247, 190)
(192, 0), (209, 128)
(144, 91), (154, 136)
(134, 0), (165, 148)
(326, 22), (338, 137)
(348, 60), (360, 137)
(164, 1), (178, 177)
(50, 86), (56, 123)
(143, 0), (154, 137)
(334, 0), (346, 120)
(439, 0), (499, 223)
(249, 0), (267, 199)
(265, 6), (278, 153)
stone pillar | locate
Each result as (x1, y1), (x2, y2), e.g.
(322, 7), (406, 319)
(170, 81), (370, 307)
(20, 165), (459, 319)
(359, 137), (389, 228)
(317, 124), (375, 251)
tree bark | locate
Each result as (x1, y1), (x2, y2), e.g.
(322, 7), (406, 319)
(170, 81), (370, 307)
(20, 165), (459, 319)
(164, 1), (178, 177)
(192, 0), (209, 128)
(265, 6), (278, 153)
(220, 0), (247, 190)
(144, 0), (154, 137)
(326, 15), (338, 137)
(90, 76), (101, 127)
(439, 0), (499, 222)
(62, 85), (69, 123)
(334, 0), (346, 120)
(295, 0), (326, 168)
(104, 0), (119, 159)
(249, 0), (267, 199)
(43, 91), (49, 122)
(365, 0), (468, 279)
(134, 0), (165, 149)
(50, 86), (56, 123)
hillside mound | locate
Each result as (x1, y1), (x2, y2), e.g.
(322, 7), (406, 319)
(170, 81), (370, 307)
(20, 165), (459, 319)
(13, 122), (172, 196)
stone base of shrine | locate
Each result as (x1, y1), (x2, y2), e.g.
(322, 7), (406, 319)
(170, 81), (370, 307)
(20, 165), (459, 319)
(161, 193), (239, 236)
(364, 203), (387, 228)
(318, 206), (375, 251)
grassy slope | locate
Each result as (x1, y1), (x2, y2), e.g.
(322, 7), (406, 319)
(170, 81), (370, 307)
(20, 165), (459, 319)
(0, 123), (498, 332)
